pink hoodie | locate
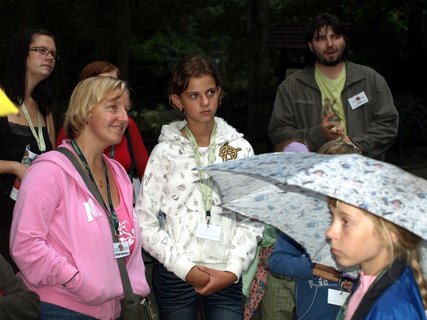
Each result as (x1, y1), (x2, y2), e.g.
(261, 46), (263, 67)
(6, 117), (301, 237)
(10, 142), (149, 319)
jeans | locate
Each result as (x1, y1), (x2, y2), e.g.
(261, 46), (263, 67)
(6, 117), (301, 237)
(153, 263), (243, 320)
(39, 302), (95, 320)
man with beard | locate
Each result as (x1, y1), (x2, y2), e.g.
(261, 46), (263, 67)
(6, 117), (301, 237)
(268, 13), (398, 160)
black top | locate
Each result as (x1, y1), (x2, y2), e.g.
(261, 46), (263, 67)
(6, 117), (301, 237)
(0, 117), (53, 224)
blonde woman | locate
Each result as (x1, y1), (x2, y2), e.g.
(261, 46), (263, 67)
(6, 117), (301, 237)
(10, 77), (149, 319)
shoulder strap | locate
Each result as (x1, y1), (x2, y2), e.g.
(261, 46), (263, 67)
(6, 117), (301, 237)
(56, 147), (137, 303)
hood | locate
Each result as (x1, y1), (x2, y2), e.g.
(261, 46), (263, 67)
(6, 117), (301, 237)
(31, 140), (126, 198)
(158, 117), (244, 147)
(31, 143), (86, 188)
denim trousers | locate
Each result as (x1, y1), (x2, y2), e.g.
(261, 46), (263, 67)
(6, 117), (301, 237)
(39, 302), (96, 320)
(153, 263), (243, 320)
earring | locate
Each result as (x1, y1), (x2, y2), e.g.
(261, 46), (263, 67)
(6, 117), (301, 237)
(85, 112), (93, 124)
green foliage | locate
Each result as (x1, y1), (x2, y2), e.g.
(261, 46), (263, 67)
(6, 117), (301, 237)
(0, 0), (425, 152)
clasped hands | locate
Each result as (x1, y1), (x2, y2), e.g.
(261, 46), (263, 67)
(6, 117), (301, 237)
(185, 265), (238, 296)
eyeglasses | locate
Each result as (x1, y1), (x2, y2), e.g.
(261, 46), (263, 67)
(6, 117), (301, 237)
(29, 47), (60, 61)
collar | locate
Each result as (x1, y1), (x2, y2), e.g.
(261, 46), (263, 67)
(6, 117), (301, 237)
(350, 257), (406, 319)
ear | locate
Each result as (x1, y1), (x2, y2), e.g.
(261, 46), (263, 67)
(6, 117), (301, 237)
(217, 86), (222, 97)
(389, 231), (399, 244)
(170, 94), (183, 111)
(307, 42), (313, 52)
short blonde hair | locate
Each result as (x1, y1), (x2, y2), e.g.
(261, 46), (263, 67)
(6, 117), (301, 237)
(64, 76), (129, 139)
(318, 137), (360, 155)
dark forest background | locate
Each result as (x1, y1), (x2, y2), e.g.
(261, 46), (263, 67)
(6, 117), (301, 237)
(1, 0), (426, 171)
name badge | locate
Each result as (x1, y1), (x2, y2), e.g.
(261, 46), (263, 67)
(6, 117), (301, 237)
(196, 223), (222, 241)
(348, 91), (369, 110)
(131, 176), (141, 205)
(114, 241), (130, 259)
(327, 288), (350, 306)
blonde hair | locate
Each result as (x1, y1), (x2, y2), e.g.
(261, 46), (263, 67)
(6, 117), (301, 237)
(318, 137), (360, 155)
(328, 198), (427, 308)
(64, 76), (128, 139)
(370, 214), (427, 308)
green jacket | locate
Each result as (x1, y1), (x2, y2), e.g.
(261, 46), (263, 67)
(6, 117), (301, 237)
(268, 61), (399, 160)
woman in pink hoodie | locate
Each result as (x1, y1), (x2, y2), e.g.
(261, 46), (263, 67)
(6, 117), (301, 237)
(10, 77), (150, 319)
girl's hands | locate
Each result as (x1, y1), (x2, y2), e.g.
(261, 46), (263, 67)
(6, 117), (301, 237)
(185, 266), (210, 289)
(187, 265), (237, 295)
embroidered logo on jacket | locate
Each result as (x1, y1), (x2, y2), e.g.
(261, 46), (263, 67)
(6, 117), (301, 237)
(219, 142), (241, 161)
(83, 198), (103, 222)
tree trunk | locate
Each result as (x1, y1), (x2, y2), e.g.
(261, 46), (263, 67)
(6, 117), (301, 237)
(408, 1), (426, 100)
(19, 0), (40, 29)
(117, 0), (130, 80)
(247, 0), (269, 153)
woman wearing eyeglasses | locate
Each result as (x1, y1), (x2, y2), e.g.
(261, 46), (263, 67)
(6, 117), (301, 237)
(0, 29), (58, 271)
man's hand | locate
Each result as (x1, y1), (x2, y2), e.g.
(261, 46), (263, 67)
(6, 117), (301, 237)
(321, 113), (343, 141)
(193, 266), (237, 296)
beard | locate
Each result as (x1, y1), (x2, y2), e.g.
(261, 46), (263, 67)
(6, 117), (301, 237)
(313, 45), (346, 67)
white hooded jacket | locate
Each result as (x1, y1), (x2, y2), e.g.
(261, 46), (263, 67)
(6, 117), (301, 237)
(136, 117), (263, 281)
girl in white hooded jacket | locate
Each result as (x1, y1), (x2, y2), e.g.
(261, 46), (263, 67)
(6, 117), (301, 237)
(135, 54), (262, 320)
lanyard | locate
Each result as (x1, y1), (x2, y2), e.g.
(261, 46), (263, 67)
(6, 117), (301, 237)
(110, 145), (115, 159)
(184, 124), (217, 224)
(21, 103), (46, 152)
(70, 140), (119, 233)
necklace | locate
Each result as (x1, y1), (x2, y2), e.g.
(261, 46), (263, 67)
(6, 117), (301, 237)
(21, 103), (46, 152)
(94, 175), (104, 188)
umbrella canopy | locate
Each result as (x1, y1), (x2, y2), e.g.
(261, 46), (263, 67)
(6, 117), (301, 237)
(202, 152), (427, 266)
(222, 184), (337, 267)
(203, 153), (427, 275)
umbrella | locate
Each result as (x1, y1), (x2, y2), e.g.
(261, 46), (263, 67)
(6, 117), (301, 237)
(0, 88), (18, 116)
(202, 152), (427, 267)
(222, 185), (337, 267)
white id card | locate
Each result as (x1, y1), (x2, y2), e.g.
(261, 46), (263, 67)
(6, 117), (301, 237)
(131, 177), (141, 205)
(196, 223), (222, 241)
(113, 241), (130, 259)
(348, 91), (369, 110)
(328, 288), (350, 306)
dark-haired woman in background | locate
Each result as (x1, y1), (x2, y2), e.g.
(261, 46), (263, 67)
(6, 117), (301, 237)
(0, 29), (58, 270)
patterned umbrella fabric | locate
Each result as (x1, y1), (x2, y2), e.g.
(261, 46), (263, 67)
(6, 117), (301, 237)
(203, 152), (427, 240)
(222, 184), (337, 267)
(202, 152), (427, 269)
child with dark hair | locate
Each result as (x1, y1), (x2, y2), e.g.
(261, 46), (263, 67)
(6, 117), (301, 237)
(136, 54), (262, 320)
